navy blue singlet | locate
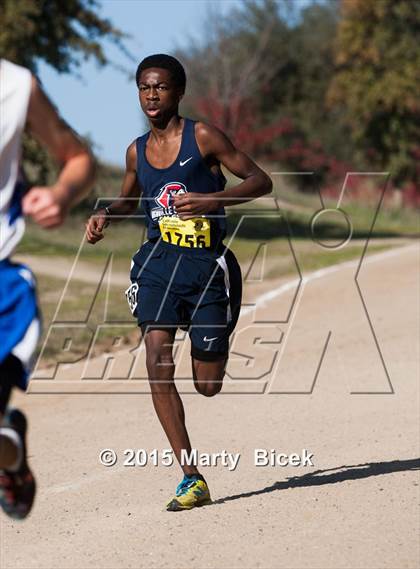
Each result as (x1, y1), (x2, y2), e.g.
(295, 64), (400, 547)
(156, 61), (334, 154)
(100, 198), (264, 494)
(136, 118), (227, 248)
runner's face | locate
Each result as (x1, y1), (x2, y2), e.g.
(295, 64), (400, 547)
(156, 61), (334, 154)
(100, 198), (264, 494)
(138, 68), (183, 122)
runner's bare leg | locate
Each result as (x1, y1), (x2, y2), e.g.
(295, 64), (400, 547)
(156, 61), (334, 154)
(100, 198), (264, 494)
(145, 329), (199, 475)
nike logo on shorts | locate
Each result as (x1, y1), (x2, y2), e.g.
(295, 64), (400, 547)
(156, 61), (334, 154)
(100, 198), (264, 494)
(203, 336), (218, 342)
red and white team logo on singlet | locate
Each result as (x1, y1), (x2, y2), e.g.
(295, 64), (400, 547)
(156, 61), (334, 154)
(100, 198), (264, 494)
(155, 182), (187, 209)
(151, 182), (187, 220)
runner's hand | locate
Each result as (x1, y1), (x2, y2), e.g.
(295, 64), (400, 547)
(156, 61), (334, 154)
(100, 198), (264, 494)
(22, 186), (69, 228)
(172, 193), (220, 220)
(85, 209), (108, 244)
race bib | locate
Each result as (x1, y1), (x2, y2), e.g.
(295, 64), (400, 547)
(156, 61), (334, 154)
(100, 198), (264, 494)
(158, 216), (211, 248)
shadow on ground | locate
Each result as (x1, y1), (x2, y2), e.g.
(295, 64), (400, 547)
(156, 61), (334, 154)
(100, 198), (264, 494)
(213, 457), (420, 505)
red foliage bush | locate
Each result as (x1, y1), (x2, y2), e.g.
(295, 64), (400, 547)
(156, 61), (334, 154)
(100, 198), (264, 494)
(193, 95), (419, 208)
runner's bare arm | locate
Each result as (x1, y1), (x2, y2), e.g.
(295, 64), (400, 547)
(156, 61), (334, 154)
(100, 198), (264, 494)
(23, 76), (96, 228)
(86, 142), (141, 244)
(173, 122), (272, 218)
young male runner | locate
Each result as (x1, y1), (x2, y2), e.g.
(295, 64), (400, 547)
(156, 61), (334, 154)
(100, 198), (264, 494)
(86, 54), (272, 511)
(0, 59), (95, 519)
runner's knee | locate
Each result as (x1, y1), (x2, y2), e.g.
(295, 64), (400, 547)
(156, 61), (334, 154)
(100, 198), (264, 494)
(146, 349), (174, 372)
(144, 330), (175, 378)
(195, 380), (223, 397)
(192, 359), (226, 397)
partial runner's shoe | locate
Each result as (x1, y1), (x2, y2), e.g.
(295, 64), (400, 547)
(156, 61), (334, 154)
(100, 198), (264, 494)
(166, 474), (212, 511)
(0, 409), (36, 520)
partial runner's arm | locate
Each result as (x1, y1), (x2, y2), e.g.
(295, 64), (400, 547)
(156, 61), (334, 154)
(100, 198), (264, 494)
(85, 141), (141, 244)
(23, 76), (96, 228)
(173, 122), (272, 219)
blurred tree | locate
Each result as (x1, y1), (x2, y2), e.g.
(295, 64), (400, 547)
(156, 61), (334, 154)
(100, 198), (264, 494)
(285, 2), (352, 160)
(0, 0), (128, 74)
(328, 0), (420, 191)
(0, 0), (130, 186)
(178, 0), (290, 139)
(177, 0), (352, 191)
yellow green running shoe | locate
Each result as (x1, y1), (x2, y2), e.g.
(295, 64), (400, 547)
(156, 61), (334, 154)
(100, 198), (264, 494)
(166, 474), (212, 511)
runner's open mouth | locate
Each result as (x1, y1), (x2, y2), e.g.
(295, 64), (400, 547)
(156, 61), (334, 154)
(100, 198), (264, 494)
(146, 107), (160, 116)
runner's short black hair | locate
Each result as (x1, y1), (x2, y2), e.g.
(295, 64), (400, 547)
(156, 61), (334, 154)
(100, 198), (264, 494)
(135, 54), (186, 92)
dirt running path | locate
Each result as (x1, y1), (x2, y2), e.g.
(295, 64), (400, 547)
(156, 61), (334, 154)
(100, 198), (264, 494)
(13, 237), (414, 286)
(1, 242), (419, 569)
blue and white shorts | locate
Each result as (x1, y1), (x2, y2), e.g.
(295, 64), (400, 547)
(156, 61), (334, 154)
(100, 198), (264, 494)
(0, 259), (41, 390)
(126, 240), (242, 361)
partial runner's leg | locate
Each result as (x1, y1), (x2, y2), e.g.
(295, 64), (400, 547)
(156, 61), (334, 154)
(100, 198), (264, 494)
(192, 357), (227, 397)
(0, 355), (36, 519)
(0, 355), (22, 470)
(144, 328), (199, 476)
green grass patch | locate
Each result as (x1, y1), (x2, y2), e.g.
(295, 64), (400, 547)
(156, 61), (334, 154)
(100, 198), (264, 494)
(35, 272), (138, 366)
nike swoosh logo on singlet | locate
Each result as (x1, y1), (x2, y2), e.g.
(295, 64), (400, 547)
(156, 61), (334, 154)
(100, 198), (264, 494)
(179, 157), (193, 166)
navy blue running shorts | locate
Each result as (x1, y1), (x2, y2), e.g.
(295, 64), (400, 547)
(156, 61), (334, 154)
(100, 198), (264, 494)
(125, 239), (242, 361)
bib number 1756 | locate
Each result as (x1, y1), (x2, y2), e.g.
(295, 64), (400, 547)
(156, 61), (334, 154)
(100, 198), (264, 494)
(159, 216), (211, 248)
